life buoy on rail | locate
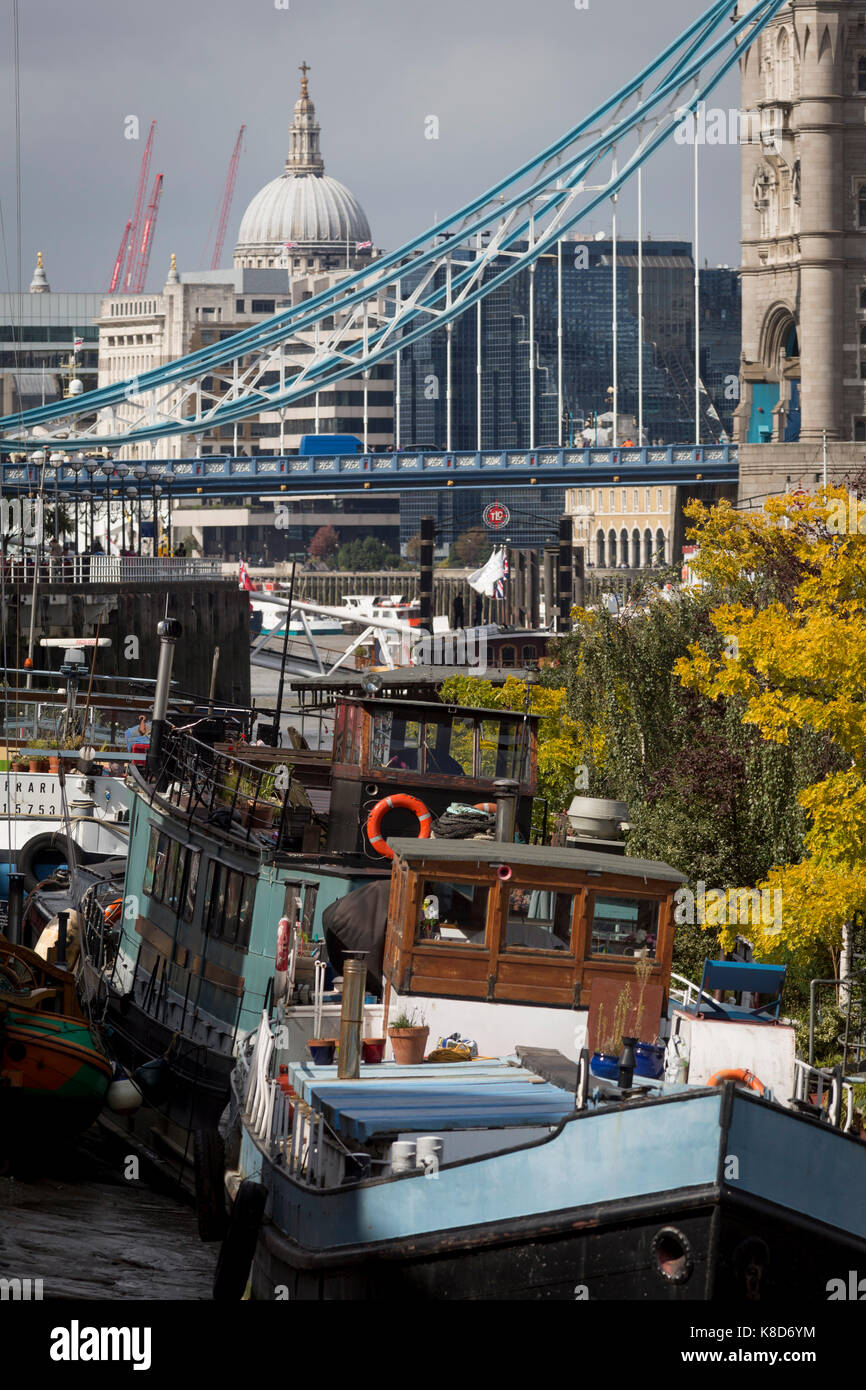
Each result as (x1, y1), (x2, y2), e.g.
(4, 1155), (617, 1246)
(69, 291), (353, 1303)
(275, 916), (291, 973)
(473, 802), (496, 815)
(707, 1068), (766, 1096)
(366, 794), (432, 861)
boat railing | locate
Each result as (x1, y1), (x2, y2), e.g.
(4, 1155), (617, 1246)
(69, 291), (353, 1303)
(243, 1011), (333, 1186)
(151, 726), (310, 849)
(669, 971), (719, 1013)
(792, 1059), (857, 1132)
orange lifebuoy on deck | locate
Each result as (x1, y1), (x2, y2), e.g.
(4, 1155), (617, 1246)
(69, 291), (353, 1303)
(473, 802), (496, 815)
(707, 1068), (765, 1096)
(366, 794), (432, 860)
(103, 899), (123, 926)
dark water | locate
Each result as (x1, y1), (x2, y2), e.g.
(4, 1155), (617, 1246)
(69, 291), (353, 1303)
(0, 1125), (216, 1300)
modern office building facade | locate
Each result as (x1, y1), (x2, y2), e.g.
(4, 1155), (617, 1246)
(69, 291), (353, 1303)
(395, 237), (740, 549)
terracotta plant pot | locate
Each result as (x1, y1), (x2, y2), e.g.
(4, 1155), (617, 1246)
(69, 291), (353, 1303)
(48, 756), (60, 773)
(361, 1037), (386, 1064)
(388, 1026), (429, 1066)
(29, 758), (48, 773)
(307, 1038), (338, 1065)
(243, 799), (277, 832)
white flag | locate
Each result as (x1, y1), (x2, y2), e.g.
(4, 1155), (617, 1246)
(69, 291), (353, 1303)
(468, 547), (506, 596)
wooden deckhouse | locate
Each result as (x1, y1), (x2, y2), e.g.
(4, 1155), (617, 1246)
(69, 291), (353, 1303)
(382, 838), (686, 1059)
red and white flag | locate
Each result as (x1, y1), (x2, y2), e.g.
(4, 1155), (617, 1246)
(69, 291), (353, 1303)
(356, 240), (372, 250)
(239, 560), (252, 591)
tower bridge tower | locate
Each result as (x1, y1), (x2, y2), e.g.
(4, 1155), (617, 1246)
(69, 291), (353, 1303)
(737, 0), (866, 448)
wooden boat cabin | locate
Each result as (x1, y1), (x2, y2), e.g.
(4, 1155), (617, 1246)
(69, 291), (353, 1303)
(327, 696), (539, 855)
(382, 838), (686, 1062)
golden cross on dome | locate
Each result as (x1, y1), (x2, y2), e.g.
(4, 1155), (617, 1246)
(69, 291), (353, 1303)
(299, 61), (310, 96)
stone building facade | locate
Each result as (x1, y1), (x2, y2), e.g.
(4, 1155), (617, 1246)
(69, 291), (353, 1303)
(736, 0), (866, 446)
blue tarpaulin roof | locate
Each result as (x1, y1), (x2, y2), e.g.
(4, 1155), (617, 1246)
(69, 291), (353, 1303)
(287, 1058), (577, 1141)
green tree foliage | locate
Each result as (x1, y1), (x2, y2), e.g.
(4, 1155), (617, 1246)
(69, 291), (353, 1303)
(336, 536), (402, 571)
(448, 528), (492, 568)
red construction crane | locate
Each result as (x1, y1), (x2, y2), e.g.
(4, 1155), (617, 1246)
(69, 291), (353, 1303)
(210, 125), (246, 270)
(124, 120), (156, 292)
(109, 219), (132, 293)
(131, 173), (163, 293)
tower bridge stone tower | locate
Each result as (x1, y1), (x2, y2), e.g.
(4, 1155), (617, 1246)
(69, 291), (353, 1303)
(736, 0), (866, 464)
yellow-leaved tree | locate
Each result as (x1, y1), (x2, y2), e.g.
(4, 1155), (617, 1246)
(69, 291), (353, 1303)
(674, 488), (866, 968)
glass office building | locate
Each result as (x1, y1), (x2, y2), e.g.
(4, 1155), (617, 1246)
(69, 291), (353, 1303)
(395, 239), (740, 548)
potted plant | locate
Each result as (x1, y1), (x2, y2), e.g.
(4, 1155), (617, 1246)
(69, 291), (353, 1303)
(306, 1037), (338, 1065)
(590, 985), (632, 1080)
(28, 738), (52, 773)
(361, 1037), (386, 1064)
(632, 957), (665, 1079)
(388, 1007), (429, 1065)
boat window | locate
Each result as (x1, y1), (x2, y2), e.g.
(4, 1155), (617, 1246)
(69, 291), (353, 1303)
(224, 872), (243, 943)
(447, 717), (475, 776)
(479, 720), (500, 779)
(144, 826), (161, 896)
(185, 850), (200, 919)
(503, 888), (573, 952)
(238, 876), (256, 947)
(164, 839), (182, 911)
(152, 831), (170, 901)
(501, 644), (517, 668)
(144, 825), (200, 921)
(416, 881), (489, 945)
(588, 893), (658, 959)
(205, 861), (255, 947)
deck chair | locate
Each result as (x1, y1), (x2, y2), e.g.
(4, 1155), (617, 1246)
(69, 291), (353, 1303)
(693, 958), (786, 1022)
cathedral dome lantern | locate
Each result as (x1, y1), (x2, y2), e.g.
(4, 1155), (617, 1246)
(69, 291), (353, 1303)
(233, 64), (372, 273)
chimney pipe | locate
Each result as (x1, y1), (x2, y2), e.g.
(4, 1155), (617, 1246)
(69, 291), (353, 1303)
(419, 516), (434, 631)
(147, 617), (182, 778)
(6, 872), (25, 946)
(338, 953), (367, 1080)
(493, 778), (519, 843)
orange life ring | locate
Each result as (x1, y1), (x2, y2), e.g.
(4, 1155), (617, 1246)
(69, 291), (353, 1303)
(103, 898), (123, 925)
(275, 916), (291, 972)
(473, 802), (496, 815)
(366, 794), (432, 860)
(707, 1067), (765, 1096)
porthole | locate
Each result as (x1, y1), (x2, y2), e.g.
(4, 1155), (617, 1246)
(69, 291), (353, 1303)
(652, 1226), (694, 1284)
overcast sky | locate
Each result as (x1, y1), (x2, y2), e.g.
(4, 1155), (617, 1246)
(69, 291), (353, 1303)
(1, 0), (743, 293)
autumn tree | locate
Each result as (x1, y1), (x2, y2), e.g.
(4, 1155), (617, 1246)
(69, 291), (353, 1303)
(673, 489), (865, 972)
(308, 525), (339, 561)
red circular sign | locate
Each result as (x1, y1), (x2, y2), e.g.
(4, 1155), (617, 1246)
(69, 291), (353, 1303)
(483, 501), (510, 528)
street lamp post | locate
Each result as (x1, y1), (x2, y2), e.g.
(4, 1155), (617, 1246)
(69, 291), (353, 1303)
(152, 485), (163, 556)
(69, 456), (85, 552)
(83, 460), (100, 549)
(100, 462), (116, 552)
(116, 463), (130, 552)
(126, 487), (138, 557)
(133, 466), (146, 555)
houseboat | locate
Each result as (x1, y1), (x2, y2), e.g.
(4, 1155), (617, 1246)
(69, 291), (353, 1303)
(72, 622), (541, 1182)
(216, 833), (866, 1301)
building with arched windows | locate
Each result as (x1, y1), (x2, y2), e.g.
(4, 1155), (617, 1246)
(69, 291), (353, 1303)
(736, 0), (866, 447)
